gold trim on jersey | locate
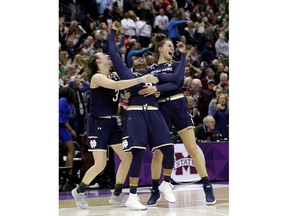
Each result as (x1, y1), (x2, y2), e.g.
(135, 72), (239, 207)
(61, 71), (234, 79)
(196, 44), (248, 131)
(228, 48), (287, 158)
(158, 93), (184, 103)
(127, 105), (158, 111)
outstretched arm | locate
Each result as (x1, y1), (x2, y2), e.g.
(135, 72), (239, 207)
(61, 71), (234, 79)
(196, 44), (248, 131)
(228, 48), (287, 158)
(157, 54), (186, 84)
(108, 28), (134, 80)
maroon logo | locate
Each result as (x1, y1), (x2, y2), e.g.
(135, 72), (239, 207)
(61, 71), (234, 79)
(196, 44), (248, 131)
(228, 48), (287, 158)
(174, 153), (197, 175)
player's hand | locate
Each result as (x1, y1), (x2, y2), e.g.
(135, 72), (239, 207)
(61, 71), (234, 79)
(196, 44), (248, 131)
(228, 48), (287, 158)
(142, 74), (159, 84)
(177, 41), (186, 53)
(124, 91), (131, 101)
(112, 21), (122, 31)
(138, 85), (157, 97)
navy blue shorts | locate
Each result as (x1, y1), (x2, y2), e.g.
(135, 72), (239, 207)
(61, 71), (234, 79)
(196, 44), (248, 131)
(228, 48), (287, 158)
(122, 107), (173, 152)
(158, 97), (195, 132)
(86, 116), (122, 151)
(59, 125), (73, 143)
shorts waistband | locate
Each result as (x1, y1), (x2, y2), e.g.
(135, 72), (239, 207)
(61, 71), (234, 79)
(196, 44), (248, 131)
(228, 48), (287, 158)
(158, 93), (184, 103)
(127, 105), (158, 111)
(96, 115), (118, 119)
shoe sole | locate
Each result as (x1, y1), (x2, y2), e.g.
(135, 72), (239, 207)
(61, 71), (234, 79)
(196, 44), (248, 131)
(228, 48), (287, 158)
(125, 204), (147, 211)
(125, 203), (147, 211)
(206, 199), (216, 205)
(109, 199), (126, 206)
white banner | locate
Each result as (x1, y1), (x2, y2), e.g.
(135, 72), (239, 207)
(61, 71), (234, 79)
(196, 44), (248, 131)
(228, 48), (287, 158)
(171, 143), (205, 183)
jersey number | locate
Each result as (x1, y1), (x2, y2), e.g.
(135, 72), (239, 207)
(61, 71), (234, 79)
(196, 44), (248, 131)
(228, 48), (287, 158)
(112, 89), (120, 102)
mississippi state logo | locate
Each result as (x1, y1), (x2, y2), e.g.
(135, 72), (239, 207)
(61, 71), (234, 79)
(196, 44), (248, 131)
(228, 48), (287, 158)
(171, 144), (205, 183)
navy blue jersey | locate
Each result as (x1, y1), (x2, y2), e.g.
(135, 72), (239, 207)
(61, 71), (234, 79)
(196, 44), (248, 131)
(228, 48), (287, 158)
(126, 70), (159, 107)
(108, 30), (158, 107)
(89, 73), (121, 117)
(147, 61), (184, 98)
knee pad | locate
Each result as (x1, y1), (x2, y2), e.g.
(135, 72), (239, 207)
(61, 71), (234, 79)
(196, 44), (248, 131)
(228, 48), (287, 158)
(129, 149), (145, 177)
(160, 145), (175, 169)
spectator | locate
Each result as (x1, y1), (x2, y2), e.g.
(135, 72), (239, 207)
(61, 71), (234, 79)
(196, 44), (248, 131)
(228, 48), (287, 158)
(174, 35), (188, 60)
(68, 76), (87, 144)
(187, 46), (201, 66)
(59, 16), (69, 50)
(135, 18), (152, 48)
(126, 40), (151, 69)
(201, 67), (215, 90)
(59, 86), (77, 186)
(217, 72), (229, 91)
(154, 8), (169, 34)
(121, 11), (137, 38)
(64, 64), (77, 78)
(198, 24), (214, 52)
(189, 78), (211, 120)
(183, 20), (197, 46)
(194, 115), (221, 142)
(208, 92), (229, 139)
(80, 38), (96, 56)
(206, 79), (217, 99)
(186, 95), (202, 126)
(167, 11), (188, 46)
(208, 86), (223, 116)
(200, 42), (217, 64)
(215, 31), (229, 59)
(96, 0), (110, 15)
(93, 31), (107, 53)
(59, 51), (71, 77)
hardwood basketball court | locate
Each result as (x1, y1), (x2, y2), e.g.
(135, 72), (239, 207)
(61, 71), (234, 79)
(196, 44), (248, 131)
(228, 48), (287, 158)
(59, 182), (229, 216)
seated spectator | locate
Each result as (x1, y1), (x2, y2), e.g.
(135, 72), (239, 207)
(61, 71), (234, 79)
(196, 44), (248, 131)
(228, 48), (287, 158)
(206, 79), (216, 99)
(194, 115), (222, 142)
(201, 67), (215, 90)
(186, 46), (201, 66)
(217, 72), (229, 94)
(186, 96), (202, 126)
(189, 78), (211, 120)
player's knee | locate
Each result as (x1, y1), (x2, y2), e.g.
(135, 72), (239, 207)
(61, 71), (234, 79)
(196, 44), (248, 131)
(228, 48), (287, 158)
(160, 145), (174, 169)
(121, 152), (132, 164)
(152, 149), (163, 162)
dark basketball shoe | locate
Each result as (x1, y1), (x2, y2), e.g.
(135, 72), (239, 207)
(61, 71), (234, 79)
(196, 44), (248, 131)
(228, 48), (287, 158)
(147, 189), (160, 206)
(203, 184), (216, 204)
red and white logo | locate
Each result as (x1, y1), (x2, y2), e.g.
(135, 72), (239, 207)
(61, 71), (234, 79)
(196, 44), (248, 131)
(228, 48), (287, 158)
(171, 144), (205, 183)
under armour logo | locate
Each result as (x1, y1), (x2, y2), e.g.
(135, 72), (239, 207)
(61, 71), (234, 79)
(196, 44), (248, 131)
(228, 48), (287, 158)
(90, 139), (97, 148)
(122, 140), (128, 149)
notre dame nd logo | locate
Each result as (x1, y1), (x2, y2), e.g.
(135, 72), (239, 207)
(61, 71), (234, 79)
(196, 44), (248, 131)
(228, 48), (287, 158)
(90, 139), (97, 148)
(171, 144), (205, 183)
